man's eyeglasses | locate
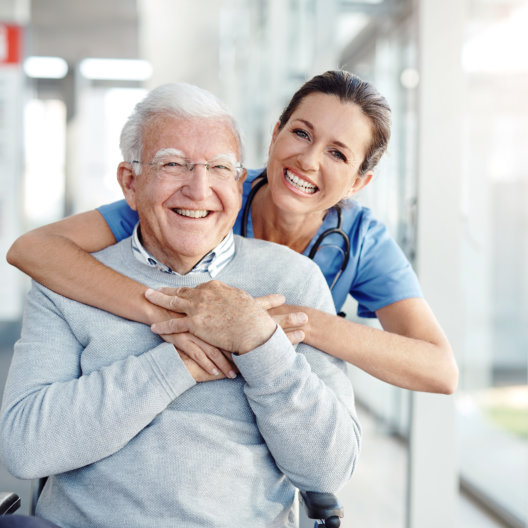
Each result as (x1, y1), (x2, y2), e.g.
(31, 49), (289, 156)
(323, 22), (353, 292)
(132, 156), (245, 182)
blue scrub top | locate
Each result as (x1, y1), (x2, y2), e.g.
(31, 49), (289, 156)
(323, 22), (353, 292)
(98, 169), (422, 317)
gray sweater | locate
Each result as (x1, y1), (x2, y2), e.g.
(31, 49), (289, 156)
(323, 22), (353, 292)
(1, 234), (361, 528)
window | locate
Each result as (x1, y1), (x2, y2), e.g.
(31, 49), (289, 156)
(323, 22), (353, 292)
(457, 2), (528, 525)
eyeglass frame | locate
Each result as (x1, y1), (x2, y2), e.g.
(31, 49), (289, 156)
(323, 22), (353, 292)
(131, 156), (245, 182)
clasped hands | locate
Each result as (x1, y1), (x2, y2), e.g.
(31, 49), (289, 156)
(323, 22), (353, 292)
(145, 281), (308, 382)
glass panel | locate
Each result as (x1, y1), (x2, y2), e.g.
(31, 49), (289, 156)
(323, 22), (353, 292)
(337, 4), (417, 527)
(457, 1), (528, 525)
(340, 3), (418, 436)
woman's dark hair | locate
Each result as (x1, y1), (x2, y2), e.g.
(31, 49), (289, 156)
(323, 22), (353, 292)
(278, 70), (392, 175)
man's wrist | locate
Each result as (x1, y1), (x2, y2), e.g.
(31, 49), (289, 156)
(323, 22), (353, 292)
(237, 321), (277, 355)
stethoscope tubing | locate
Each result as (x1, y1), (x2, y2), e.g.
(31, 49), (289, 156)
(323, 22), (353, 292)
(241, 175), (351, 291)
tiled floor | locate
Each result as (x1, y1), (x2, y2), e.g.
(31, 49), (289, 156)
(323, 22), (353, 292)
(336, 406), (510, 527)
(0, 343), (512, 526)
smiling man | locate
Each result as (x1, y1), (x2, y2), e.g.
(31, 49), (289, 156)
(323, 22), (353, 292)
(0, 83), (360, 528)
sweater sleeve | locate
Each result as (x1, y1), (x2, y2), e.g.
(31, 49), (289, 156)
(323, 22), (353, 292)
(0, 283), (196, 480)
(232, 264), (361, 493)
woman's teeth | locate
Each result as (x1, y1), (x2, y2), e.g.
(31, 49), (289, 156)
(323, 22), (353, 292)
(174, 209), (209, 218)
(285, 170), (317, 194)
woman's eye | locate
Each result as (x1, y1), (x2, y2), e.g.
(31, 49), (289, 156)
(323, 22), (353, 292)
(330, 150), (347, 162)
(292, 128), (310, 140)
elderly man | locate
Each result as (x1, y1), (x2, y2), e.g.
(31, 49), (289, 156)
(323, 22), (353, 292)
(0, 83), (360, 528)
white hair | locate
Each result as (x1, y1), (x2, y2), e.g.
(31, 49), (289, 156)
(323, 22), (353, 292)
(119, 83), (244, 173)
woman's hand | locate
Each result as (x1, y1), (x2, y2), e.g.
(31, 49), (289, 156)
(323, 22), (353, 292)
(267, 306), (308, 344)
(266, 304), (309, 345)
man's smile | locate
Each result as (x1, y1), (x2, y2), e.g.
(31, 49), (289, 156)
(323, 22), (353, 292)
(173, 208), (211, 219)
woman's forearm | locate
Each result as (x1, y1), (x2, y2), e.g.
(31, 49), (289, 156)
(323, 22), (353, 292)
(6, 212), (168, 325)
(300, 299), (458, 394)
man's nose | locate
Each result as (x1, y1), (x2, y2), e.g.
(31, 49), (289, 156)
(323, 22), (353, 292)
(181, 165), (211, 200)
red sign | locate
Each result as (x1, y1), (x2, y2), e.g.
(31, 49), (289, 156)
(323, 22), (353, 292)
(0, 24), (23, 65)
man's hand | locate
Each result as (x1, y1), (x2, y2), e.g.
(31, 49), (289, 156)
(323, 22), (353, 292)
(177, 349), (227, 383)
(162, 332), (238, 378)
(146, 287), (308, 346)
(147, 281), (279, 354)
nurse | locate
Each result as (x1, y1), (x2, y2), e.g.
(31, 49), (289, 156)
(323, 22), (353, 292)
(7, 70), (458, 393)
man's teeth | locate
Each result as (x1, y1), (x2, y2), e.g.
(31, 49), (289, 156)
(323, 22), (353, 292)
(285, 170), (317, 194)
(174, 209), (209, 218)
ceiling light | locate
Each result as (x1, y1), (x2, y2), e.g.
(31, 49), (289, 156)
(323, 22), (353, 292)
(79, 58), (152, 81)
(24, 56), (68, 79)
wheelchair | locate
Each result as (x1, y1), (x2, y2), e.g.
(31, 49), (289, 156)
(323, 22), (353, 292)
(1, 479), (344, 527)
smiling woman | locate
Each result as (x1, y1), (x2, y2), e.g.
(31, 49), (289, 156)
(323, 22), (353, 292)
(259, 92), (374, 251)
(7, 70), (458, 393)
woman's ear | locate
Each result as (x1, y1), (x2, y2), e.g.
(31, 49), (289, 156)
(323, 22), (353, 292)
(268, 122), (281, 156)
(343, 171), (374, 199)
(117, 162), (139, 211)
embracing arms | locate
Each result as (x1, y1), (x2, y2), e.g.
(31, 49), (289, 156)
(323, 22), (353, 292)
(151, 292), (458, 394)
(0, 278), (359, 492)
(7, 211), (305, 378)
(7, 209), (457, 393)
(268, 298), (458, 394)
(7, 210), (161, 324)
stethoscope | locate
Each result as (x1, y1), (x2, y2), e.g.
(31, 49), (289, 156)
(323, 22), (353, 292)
(241, 174), (351, 291)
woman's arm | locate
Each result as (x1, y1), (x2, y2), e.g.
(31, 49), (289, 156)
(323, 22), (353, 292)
(7, 210), (164, 324)
(280, 297), (458, 394)
(6, 212), (301, 378)
(146, 289), (457, 393)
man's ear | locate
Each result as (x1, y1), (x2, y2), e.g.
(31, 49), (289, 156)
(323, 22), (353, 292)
(343, 171), (374, 199)
(117, 162), (139, 211)
(238, 168), (248, 186)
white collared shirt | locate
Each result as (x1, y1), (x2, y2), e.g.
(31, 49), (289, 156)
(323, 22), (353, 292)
(131, 223), (235, 277)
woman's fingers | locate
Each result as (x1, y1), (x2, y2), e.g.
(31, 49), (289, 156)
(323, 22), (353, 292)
(284, 329), (305, 345)
(254, 294), (286, 311)
(145, 288), (189, 313)
(270, 311), (308, 331)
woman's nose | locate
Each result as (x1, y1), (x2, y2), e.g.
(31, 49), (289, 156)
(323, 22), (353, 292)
(181, 165), (211, 200)
(296, 145), (321, 172)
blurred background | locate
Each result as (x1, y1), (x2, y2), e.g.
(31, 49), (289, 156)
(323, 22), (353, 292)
(0, 0), (526, 526)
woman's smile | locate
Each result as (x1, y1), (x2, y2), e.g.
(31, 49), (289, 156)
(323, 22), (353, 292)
(283, 168), (318, 195)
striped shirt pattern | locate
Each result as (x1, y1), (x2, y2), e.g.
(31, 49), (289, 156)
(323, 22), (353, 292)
(131, 223), (235, 278)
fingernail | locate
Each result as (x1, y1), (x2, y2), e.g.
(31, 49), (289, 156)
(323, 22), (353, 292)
(228, 370), (237, 379)
(297, 313), (308, 323)
(212, 368), (220, 376)
(145, 288), (154, 297)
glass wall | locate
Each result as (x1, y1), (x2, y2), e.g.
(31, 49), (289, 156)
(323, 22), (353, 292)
(337, 3), (418, 526)
(340, 0), (418, 437)
(457, 1), (528, 525)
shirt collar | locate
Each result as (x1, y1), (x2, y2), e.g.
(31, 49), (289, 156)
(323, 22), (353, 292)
(131, 223), (235, 277)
